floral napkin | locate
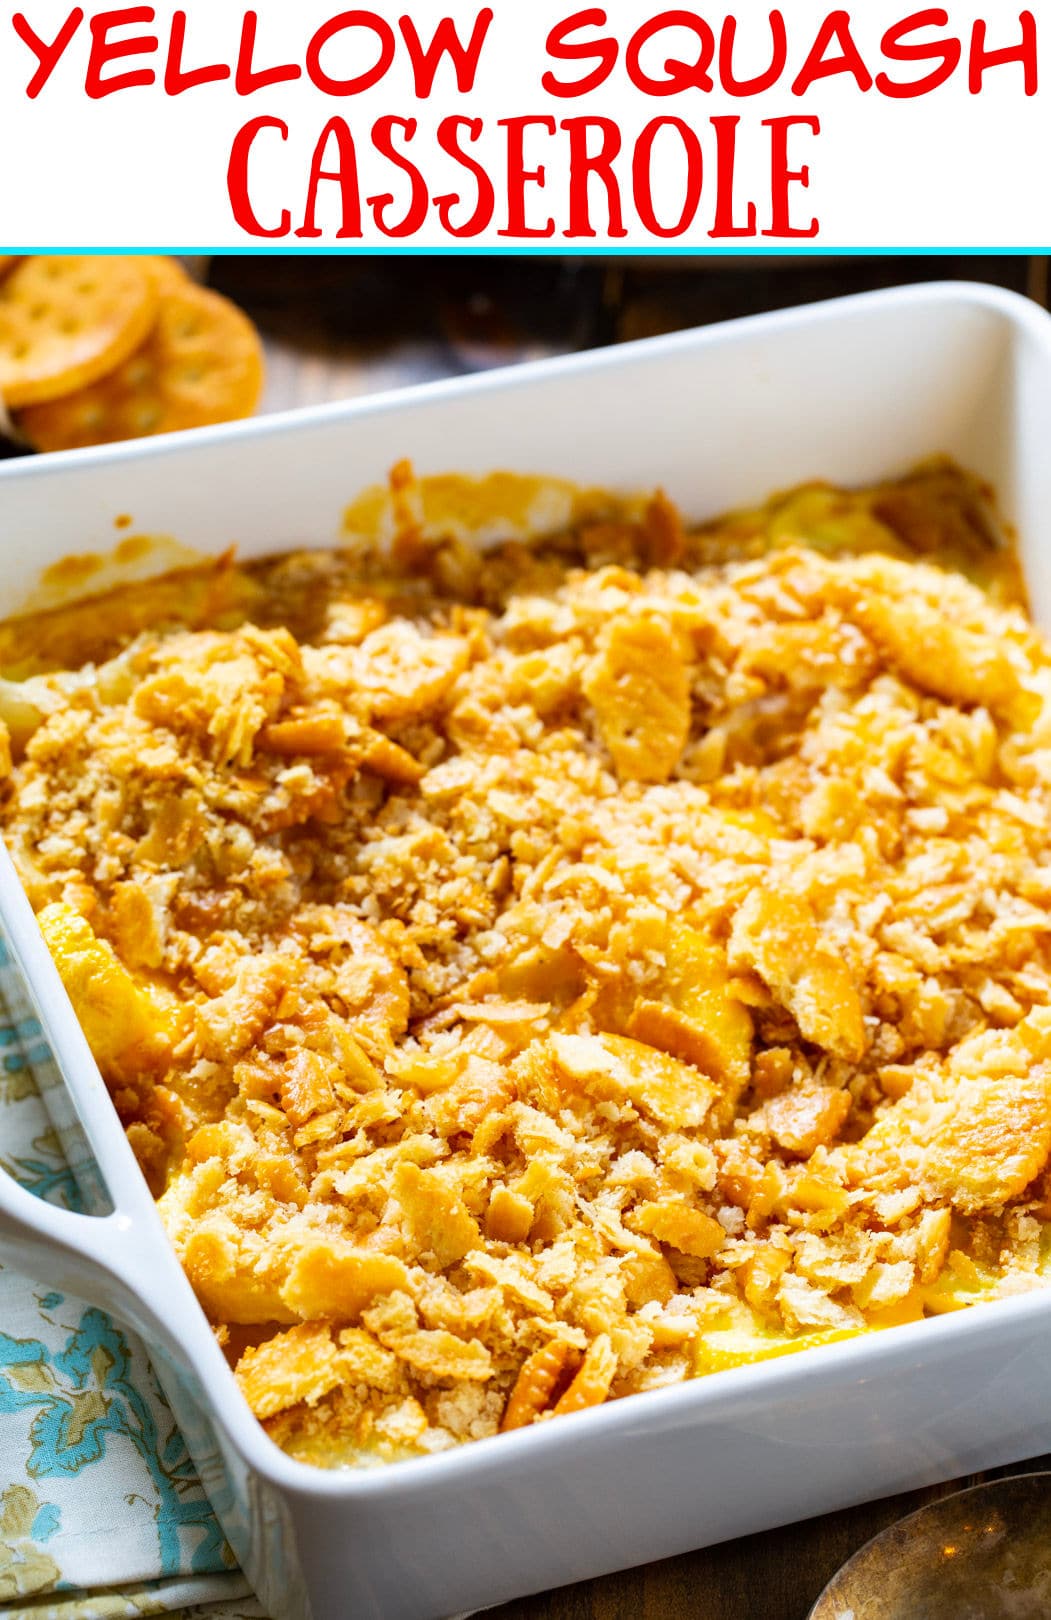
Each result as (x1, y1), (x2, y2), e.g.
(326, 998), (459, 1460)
(0, 933), (266, 1620)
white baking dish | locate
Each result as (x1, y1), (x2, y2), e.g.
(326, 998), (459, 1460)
(3, 281), (1051, 1620)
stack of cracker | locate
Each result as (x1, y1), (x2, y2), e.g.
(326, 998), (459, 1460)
(0, 256), (264, 452)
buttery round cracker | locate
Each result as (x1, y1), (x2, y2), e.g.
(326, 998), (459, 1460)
(139, 255), (191, 293)
(0, 257), (16, 279)
(18, 283), (265, 452)
(0, 255), (158, 408)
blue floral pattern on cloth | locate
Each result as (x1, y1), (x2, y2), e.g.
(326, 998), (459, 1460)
(0, 942), (266, 1618)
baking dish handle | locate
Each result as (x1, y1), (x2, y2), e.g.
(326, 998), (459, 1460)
(0, 1166), (154, 1322)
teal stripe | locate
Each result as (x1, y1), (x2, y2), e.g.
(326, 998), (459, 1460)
(0, 245), (1045, 256)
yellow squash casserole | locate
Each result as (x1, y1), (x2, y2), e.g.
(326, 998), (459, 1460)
(2, 461), (1049, 1467)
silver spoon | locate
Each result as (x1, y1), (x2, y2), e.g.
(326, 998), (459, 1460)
(809, 1472), (1051, 1620)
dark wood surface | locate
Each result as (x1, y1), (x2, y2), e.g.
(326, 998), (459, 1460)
(208, 253), (1047, 426)
(218, 253), (1051, 1620)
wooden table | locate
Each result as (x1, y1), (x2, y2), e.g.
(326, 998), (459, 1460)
(214, 252), (1051, 1620)
(208, 252), (1049, 423)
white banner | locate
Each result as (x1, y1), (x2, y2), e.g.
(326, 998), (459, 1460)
(0, 1), (1044, 247)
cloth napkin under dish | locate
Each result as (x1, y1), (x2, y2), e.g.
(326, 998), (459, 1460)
(0, 933), (269, 1620)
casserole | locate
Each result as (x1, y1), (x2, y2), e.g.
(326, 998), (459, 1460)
(4, 281), (1051, 1619)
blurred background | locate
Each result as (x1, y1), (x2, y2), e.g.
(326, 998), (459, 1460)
(0, 254), (1045, 457)
(210, 253), (1046, 411)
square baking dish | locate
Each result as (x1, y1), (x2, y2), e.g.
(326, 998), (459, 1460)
(3, 280), (1051, 1620)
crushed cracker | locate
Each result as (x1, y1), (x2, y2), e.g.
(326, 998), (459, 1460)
(3, 459), (1049, 1467)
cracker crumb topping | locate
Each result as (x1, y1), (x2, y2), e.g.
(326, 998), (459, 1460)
(3, 460), (1048, 1467)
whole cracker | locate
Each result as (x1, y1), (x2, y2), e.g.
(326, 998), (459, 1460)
(18, 283), (265, 451)
(0, 256), (158, 407)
